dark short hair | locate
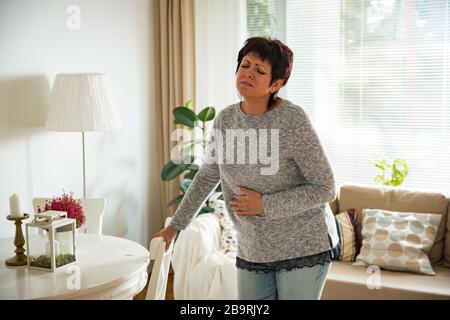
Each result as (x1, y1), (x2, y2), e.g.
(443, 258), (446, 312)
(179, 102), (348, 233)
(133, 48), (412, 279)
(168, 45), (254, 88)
(236, 37), (294, 109)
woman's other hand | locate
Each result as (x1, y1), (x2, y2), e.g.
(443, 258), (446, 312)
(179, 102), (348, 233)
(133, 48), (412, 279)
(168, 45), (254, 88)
(230, 187), (265, 216)
(153, 226), (178, 250)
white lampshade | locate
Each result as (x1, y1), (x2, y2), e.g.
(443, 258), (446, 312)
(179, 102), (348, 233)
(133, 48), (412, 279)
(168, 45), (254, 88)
(46, 73), (122, 131)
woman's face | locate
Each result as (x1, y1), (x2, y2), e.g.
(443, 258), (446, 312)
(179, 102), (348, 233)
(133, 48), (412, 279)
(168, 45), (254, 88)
(236, 52), (280, 100)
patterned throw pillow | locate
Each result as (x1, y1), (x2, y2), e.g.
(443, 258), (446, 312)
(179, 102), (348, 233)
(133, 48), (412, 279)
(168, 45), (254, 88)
(335, 209), (358, 261)
(354, 209), (442, 275)
(215, 200), (237, 255)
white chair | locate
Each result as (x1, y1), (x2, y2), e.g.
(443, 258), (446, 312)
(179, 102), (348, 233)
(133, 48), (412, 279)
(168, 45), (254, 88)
(146, 217), (174, 300)
(32, 198), (106, 235)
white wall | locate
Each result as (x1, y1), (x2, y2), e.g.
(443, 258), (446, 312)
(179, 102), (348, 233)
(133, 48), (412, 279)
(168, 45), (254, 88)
(0, 0), (162, 247)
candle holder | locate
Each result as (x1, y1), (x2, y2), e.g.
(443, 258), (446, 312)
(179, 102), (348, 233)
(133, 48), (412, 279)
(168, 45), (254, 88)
(5, 214), (29, 266)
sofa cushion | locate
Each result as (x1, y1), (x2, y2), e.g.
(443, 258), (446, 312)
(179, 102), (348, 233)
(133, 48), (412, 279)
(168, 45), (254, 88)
(354, 209), (441, 275)
(322, 261), (450, 300)
(217, 206), (237, 255)
(335, 209), (358, 261)
(338, 184), (448, 265)
(444, 201), (450, 267)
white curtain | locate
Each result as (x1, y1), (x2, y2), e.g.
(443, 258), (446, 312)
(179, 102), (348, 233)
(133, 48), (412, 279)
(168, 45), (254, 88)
(194, 0), (247, 114)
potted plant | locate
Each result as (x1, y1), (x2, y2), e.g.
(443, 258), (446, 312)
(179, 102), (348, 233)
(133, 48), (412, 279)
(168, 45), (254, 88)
(372, 157), (409, 187)
(160, 100), (223, 215)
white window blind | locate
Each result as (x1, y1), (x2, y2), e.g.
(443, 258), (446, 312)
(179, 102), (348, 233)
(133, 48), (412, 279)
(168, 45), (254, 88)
(247, 0), (450, 191)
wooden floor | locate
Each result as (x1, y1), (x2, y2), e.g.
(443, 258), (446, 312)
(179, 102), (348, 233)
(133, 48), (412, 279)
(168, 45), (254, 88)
(133, 273), (174, 300)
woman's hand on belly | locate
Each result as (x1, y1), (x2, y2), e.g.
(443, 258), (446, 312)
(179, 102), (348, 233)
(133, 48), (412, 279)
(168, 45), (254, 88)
(230, 187), (265, 216)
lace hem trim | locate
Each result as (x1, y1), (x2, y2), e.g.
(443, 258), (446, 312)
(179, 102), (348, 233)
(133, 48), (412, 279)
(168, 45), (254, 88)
(236, 250), (334, 274)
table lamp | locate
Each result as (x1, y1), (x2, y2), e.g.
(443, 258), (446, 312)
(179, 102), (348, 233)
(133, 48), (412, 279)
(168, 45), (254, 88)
(46, 73), (122, 198)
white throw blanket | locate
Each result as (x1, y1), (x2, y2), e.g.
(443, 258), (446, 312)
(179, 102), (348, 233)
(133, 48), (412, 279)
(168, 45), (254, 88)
(171, 214), (238, 299)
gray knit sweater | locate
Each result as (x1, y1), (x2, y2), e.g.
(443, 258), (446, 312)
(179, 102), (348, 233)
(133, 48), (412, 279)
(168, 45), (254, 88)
(169, 98), (336, 263)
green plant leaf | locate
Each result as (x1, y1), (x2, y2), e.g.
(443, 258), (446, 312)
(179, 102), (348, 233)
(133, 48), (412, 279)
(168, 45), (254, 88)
(180, 179), (192, 193)
(199, 206), (215, 214)
(183, 163), (200, 180)
(374, 175), (384, 184)
(374, 160), (388, 170)
(167, 195), (184, 207)
(187, 164), (199, 171)
(184, 170), (197, 180)
(197, 107), (216, 122)
(393, 159), (409, 176)
(173, 107), (198, 128)
(215, 183), (222, 193)
(217, 194), (224, 201)
(389, 180), (401, 187)
(391, 170), (405, 186)
(185, 99), (193, 110)
(160, 156), (195, 181)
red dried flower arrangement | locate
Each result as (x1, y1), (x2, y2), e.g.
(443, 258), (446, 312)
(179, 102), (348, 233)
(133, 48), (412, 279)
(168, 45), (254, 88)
(38, 192), (86, 228)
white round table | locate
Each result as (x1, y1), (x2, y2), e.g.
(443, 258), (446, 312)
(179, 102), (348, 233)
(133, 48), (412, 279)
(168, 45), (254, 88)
(0, 234), (150, 299)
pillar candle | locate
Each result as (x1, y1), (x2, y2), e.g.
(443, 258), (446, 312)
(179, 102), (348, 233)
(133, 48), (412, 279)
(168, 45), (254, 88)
(9, 193), (23, 218)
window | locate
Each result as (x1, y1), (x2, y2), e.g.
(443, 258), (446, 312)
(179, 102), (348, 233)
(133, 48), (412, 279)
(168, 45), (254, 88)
(247, 0), (450, 191)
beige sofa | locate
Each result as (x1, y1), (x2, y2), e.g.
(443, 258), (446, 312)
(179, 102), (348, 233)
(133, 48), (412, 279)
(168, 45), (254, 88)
(322, 184), (450, 300)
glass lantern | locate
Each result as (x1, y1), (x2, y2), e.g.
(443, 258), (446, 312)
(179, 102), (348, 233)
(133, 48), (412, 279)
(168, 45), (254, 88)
(25, 210), (77, 272)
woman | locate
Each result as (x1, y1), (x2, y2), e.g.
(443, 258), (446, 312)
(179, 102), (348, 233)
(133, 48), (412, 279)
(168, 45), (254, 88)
(154, 37), (339, 300)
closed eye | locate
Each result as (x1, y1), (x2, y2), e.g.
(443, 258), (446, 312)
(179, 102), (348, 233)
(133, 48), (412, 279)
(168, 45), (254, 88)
(241, 65), (265, 75)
